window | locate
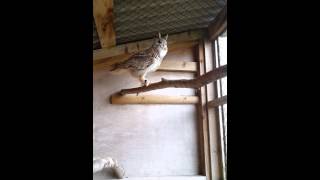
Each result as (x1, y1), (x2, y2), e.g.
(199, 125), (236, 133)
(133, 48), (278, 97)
(214, 31), (227, 180)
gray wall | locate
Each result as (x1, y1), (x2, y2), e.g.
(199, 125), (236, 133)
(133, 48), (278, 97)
(93, 47), (200, 178)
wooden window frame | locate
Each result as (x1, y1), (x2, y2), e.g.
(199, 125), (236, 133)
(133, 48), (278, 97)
(196, 38), (226, 180)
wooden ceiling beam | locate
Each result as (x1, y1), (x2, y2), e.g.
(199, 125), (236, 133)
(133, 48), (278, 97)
(93, 0), (116, 48)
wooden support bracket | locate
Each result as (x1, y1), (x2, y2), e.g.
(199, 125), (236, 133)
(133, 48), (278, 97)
(111, 95), (199, 104)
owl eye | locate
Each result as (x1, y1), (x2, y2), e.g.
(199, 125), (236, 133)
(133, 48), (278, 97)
(158, 40), (161, 43)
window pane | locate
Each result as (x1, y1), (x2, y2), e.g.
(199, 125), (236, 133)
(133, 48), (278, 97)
(221, 77), (227, 96)
(218, 36), (227, 66)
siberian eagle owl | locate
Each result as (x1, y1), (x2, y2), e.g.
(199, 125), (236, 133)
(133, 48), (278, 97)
(110, 32), (168, 86)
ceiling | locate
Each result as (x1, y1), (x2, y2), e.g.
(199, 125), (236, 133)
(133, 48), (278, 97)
(93, 0), (226, 49)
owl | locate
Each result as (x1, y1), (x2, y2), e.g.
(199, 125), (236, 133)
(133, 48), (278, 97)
(110, 32), (168, 86)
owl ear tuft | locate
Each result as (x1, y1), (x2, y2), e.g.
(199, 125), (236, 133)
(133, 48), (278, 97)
(165, 34), (168, 40)
(158, 32), (161, 39)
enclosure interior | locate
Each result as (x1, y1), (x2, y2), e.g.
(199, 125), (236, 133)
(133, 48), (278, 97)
(93, 0), (226, 179)
(93, 46), (201, 178)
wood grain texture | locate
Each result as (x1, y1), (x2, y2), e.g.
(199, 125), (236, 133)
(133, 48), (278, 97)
(203, 39), (223, 180)
(93, 0), (116, 48)
(94, 59), (197, 72)
(94, 45), (201, 177)
(93, 44), (198, 72)
(101, 176), (206, 180)
(93, 30), (203, 61)
(164, 46), (196, 62)
(207, 95), (227, 108)
(196, 41), (212, 179)
(111, 95), (199, 104)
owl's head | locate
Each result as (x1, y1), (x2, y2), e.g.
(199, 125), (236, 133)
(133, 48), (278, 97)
(153, 32), (168, 48)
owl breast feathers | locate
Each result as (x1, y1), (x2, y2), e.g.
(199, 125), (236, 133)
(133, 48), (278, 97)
(115, 50), (158, 71)
(110, 33), (168, 86)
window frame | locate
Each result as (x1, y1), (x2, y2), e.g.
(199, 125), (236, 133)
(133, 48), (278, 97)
(198, 30), (227, 180)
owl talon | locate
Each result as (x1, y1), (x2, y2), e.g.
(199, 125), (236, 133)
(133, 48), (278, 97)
(144, 80), (150, 86)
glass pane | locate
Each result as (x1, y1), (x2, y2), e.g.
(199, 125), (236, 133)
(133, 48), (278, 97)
(217, 79), (222, 97)
(218, 36), (227, 66)
(221, 76), (227, 96)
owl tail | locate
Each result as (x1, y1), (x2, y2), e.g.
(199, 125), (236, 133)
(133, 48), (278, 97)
(108, 63), (129, 75)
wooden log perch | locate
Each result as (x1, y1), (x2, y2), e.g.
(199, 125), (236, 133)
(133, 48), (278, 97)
(111, 95), (199, 104)
(118, 65), (227, 95)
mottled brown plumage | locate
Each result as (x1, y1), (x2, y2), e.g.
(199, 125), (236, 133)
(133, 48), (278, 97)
(111, 32), (168, 86)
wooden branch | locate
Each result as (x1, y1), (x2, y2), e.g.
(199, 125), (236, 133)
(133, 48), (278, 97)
(202, 39), (224, 180)
(93, 40), (199, 73)
(119, 65), (227, 95)
(111, 95), (199, 104)
(93, 0), (116, 48)
(207, 95), (227, 108)
(208, 4), (227, 41)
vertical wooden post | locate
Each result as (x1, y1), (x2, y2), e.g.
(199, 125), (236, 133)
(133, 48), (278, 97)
(197, 40), (212, 180)
(204, 39), (224, 180)
(93, 0), (116, 48)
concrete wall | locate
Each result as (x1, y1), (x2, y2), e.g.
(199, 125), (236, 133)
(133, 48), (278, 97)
(93, 47), (200, 178)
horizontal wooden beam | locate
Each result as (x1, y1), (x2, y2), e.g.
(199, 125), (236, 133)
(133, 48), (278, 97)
(208, 4), (227, 41)
(94, 59), (197, 72)
(119, 65), (227, 95)
(207, 95), (227, 108)
(108, 176), (206, 180)
(93, 30), (204, 61)
(111, 95), (199, 104)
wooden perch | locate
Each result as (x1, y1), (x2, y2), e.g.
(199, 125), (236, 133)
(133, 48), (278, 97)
(207, 95), (227, 108)
(94, 60), (197, 72)
(111, 95), (199, 104)
(119, 65), (227, 95)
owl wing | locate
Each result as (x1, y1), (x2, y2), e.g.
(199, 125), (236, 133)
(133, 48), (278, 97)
(120, 51), (155, 70)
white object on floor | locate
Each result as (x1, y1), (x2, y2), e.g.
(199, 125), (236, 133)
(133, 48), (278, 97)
(93, 157), (125, 179)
